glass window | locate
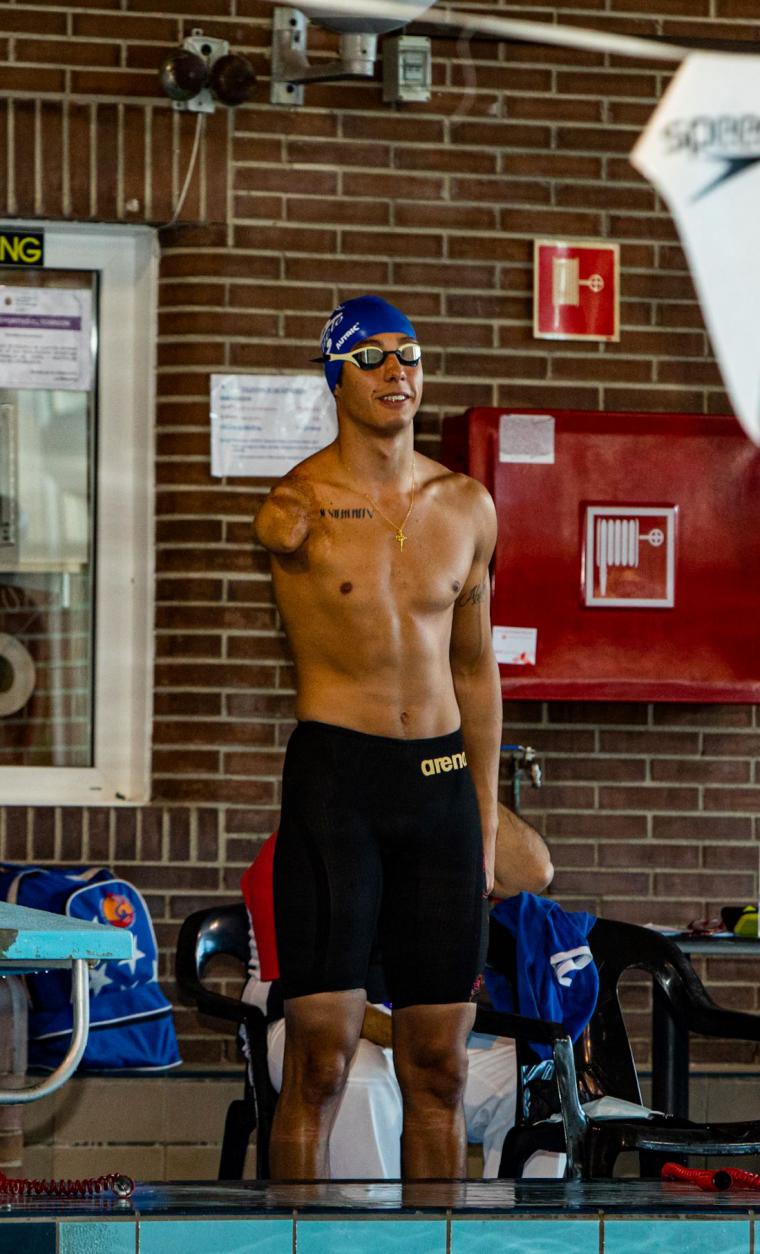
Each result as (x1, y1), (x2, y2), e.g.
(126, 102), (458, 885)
(0, 269), (97, 767)
(0, 225), (155, 804)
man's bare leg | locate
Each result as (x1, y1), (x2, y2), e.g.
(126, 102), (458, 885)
(269, 988), (366, 1180)
(393, 1002), (477, 1179)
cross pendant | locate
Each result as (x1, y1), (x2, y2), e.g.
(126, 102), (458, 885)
(395, 530), (406, 551)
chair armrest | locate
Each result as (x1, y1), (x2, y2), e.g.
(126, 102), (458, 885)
(653, 934), (760, 1044)
(175, 906), (251, 1025)
(180, 974), (271, 1036)
(687, 1001), (760, 1042)
(473, 1005), (566, 1045)
(176, 968), (249, 1024)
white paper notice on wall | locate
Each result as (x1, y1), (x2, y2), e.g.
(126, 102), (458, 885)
(0, 288), (93, 391)
(492, 626), (537, 666)
(499, 413), (555, 463)
(210, 374), (337, 478)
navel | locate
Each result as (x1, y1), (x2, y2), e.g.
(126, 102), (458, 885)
(400, 711), (410, 725)
(340, 581), (353, 595)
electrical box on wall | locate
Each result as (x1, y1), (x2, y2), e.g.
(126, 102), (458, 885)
(441, 408), (760, 702)
(383, 35), (432, 103)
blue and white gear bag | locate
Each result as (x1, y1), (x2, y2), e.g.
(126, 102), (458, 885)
(0, 864), (181, 1072)
(486, 891), (598, 1061)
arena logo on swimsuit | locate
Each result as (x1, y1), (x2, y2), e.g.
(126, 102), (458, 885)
(420, 751), (467, 776)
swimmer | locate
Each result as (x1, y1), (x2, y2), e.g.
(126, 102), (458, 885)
(254, 294), (502, 1181)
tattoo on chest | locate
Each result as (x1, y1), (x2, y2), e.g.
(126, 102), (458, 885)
(456, 579), (486, 608)
(319, 507), (374, 520)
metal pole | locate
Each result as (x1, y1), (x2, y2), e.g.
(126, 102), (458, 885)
(0, 959), (90, 1104)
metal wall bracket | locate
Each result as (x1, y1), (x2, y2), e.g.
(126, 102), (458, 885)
(271, 8), (306, 106)
(270, 6), (378, 106)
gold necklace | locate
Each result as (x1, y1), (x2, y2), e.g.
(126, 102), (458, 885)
(349, 454), (416, 551)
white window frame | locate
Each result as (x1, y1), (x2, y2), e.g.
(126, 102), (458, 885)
(0, 222), (156, 804)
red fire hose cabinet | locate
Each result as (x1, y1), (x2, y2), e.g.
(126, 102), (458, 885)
(441, 408), (760, 702)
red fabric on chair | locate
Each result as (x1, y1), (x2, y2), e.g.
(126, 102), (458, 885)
(240, 832), (280, 981)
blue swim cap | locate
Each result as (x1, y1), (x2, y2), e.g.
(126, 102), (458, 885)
(319, 294), (416, 393)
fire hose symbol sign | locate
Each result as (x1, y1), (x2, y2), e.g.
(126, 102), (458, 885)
(584, 505), (677, 608)
(552, 257), (604, 307)
(534, 239), (619, 341)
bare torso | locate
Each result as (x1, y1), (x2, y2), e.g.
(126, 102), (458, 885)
(264, 448), (486, 739)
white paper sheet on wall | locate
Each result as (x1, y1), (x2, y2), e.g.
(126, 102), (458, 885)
(499, 413), (555, 463)
(210, 374), (337, 478)
(0, 288), (93, 391)
(493, 626), (537, 666)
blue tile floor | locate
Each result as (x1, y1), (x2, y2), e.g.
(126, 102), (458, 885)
(0, 1181), (755, 1253)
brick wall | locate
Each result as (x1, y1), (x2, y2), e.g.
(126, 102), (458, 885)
(1, 0), (759, 1069)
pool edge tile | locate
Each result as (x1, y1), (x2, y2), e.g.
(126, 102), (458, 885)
(452, 1215), (601, 1254)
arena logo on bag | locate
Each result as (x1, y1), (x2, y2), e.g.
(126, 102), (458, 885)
(100, 893), (136, 928)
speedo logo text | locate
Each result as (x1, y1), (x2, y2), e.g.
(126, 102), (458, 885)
(663, 114), (760, 157)
(662, 114), (760, 200)
(420, 751), (467, 776)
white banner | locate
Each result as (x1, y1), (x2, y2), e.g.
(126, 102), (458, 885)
(632, 52), (760, 444)
(209, 374), (337, 478)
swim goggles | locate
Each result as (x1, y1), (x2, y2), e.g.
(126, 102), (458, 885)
(313, 342), (422, 371)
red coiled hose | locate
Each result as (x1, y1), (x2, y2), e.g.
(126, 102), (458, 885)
(662, 1162), (760, 1192)
(0, 1170), (134, 1199)
(718, 1167), (760, 1190)
(661, 1162), (732, 1191)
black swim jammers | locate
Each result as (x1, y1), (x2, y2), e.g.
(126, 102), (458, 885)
(273, 720), (488, 1008)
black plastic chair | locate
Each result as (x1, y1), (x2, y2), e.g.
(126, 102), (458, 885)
(498, 916), (760, 1180)
(176, 901), (574, 1180)
(175, 902), (278, 1179)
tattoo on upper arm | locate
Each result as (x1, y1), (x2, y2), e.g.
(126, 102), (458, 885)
(455, 578), (486, 608)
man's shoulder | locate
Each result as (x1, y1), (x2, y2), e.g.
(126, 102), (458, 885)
(279, 445), (337, 492)
(267, 447), (333, 501)
(260, 475), (314, 523)
(422, 460), (497, 562)
(256, 447), (343, 553)
(255, 455), (333, 552)
(422, 457), (495, 515)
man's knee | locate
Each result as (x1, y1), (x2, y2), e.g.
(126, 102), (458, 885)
(394, 1003), (475, 1109)
(281, 989), (366, 1108)
(283, 1027), (359, 1107)
(281, 1037), (354, 1106)
(299, 1051), (352, 1106)
(395, 1038), (469, 1109)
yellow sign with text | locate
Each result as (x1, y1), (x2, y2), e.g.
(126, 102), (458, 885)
(0, 230), (44, 267)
